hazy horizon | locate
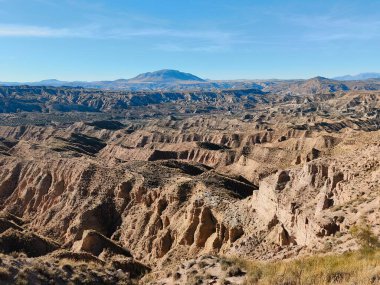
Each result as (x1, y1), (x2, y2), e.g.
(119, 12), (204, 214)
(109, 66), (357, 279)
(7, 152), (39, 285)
(2, 69), (380, 83)
(0, 71), (378, 83)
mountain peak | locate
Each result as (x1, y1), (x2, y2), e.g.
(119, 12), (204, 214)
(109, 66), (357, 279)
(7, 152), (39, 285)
(38, 79), (63, 84)
(128, 69), (205, 83)
(308, 76), (330, 82)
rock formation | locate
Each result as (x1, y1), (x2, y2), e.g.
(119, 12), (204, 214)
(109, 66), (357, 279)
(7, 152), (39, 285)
(0, 84), (379, 283)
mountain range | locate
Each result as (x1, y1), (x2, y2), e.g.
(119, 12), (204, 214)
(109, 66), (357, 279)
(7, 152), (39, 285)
(1, 69), (380, 91)
(333, 72), (380, 81)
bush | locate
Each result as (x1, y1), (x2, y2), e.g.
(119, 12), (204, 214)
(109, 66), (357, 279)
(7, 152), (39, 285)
(350, 223), (380, 253)
(227, 265), (244, 277)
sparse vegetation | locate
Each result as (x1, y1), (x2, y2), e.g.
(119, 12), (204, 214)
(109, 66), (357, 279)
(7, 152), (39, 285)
(227, 265), (245, 277)
(186, 274), (203, 285)
(0, 253), (134, 285)
(225, 248), (380, 285)
(350, 221), (380, 253)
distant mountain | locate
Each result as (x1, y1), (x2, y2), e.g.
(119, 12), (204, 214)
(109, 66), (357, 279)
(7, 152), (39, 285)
(0, 69), (206, 90)
(333, 73), (380, 81)
(128, 69), (205, 83)
(0, 79), (76, 87)
(35, 79), (69, 86)
(2, 70), (380, 92)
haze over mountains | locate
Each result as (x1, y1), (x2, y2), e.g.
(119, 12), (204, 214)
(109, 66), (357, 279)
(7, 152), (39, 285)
(1, 69), (380, 91)
(333, 72), (380, 81)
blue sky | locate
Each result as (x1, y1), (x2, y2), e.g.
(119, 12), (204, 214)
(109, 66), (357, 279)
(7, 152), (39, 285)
(0, 0), (379, 81)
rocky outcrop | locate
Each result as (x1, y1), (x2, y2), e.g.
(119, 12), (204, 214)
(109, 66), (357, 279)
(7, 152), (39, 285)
(0, 218), (23, 233)
(72, 230), (132, 258)
(0, 228), (59, 257)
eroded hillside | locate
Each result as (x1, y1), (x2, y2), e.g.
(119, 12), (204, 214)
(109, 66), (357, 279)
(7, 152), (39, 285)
(0, 85), (379, 284)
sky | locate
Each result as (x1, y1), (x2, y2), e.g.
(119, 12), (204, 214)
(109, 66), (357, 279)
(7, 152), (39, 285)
(0, 0), (380, 81)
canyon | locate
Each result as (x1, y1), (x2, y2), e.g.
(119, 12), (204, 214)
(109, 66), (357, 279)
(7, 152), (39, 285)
(0, 77), (379, 284)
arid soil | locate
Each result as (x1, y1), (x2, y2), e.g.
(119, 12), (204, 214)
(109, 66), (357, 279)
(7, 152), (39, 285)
(0, 82), (379, 284)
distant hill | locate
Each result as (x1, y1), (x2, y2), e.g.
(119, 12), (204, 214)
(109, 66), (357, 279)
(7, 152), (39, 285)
(260, 76), (350, 95)
(128, 69), (205, 83)
(334, 73), (380, 81)
(299, 76), (349, 93)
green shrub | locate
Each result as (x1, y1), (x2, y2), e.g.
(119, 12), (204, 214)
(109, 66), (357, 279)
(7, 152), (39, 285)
(350, 223), (379, 253)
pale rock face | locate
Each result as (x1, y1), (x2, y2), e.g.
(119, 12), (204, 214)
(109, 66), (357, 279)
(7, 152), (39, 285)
(0, 148), (373, 263)
(250, 147), (378, 251)
(0, 106), (379, 270)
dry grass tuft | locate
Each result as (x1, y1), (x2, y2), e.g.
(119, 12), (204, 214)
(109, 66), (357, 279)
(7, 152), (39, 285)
(228, 248), (380, 285)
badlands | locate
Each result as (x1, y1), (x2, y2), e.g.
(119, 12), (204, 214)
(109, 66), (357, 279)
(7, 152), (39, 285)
(0, 76), (379, 284)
